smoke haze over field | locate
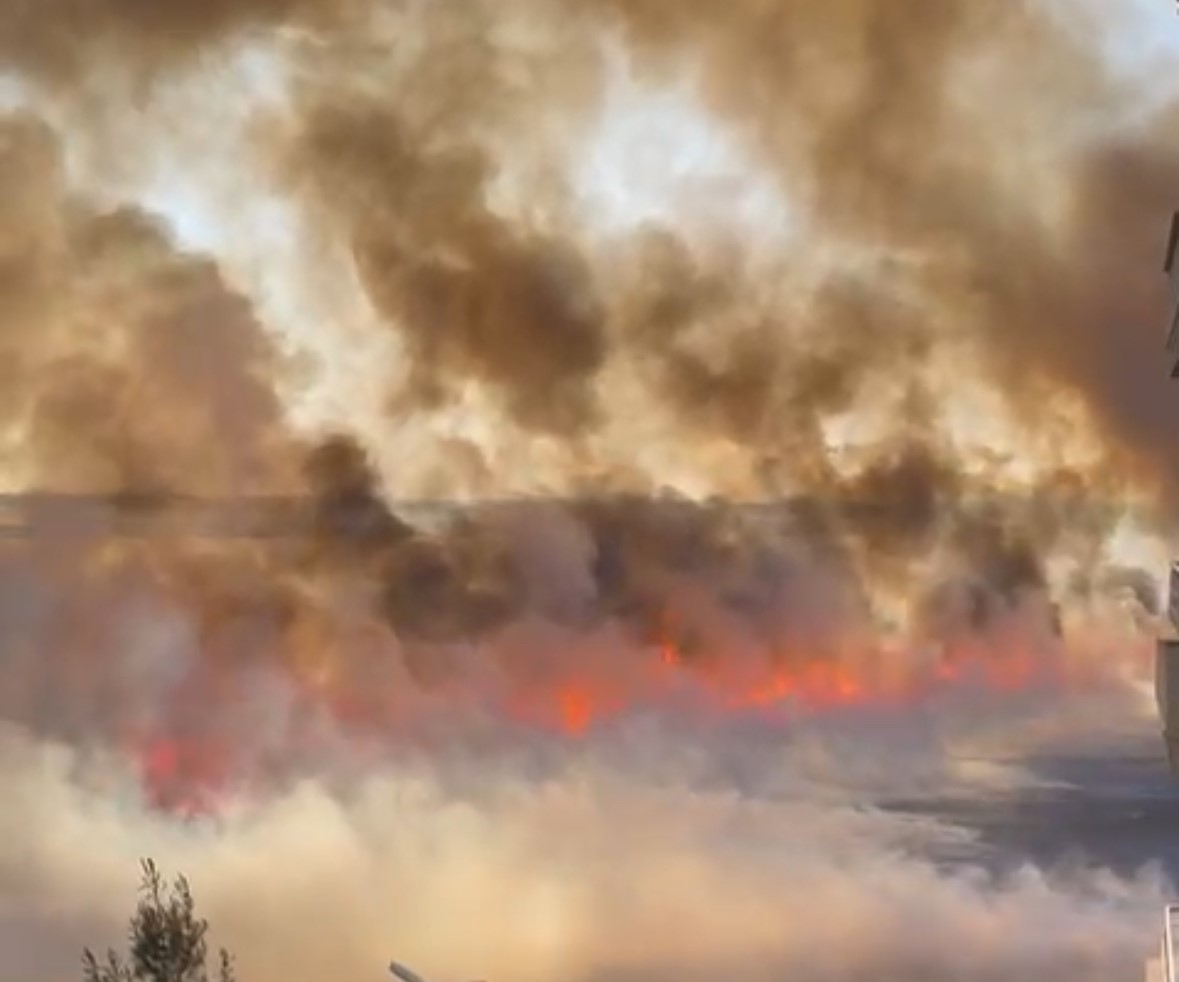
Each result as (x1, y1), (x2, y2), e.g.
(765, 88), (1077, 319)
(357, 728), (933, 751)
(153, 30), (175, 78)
(2, 0), (1179, 980)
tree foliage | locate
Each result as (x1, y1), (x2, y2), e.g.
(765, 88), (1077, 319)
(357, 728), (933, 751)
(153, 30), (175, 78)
(82, 859), (236, 982)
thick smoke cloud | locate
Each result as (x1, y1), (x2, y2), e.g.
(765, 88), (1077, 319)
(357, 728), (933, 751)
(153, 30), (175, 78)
(0, 113), (297, 496)
(288, 98), (608, 435)
(2, 1), (1178, 980)
(0, 717), (1170, 982)
(9, 0), (1179, 506)
(0, 0), (345, 89)
(587, 0), (1179, 498)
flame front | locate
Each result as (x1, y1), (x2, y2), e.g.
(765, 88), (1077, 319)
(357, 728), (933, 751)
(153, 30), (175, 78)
(115, 596), (1152, 815)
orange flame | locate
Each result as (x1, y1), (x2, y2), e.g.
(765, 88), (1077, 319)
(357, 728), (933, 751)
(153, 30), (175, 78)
(127, 611), (1151, 815)
(138, 735), (229, 817)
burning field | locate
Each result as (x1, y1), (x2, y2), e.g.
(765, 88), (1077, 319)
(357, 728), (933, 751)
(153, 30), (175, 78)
(4, 0), (1179, 980)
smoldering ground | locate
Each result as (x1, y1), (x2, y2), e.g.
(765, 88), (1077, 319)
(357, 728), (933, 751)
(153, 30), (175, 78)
(3, 0), (1179, 980)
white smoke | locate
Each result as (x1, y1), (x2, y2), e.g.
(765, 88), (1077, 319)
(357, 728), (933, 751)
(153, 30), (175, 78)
(0, 666), (1170, 982)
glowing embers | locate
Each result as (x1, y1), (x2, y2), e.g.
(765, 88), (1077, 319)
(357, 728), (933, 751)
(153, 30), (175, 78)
(122, 608), (1130, 818)
(508, 669), (631, 738)
(138, 734), (231, 817)
(504, 631), (1069, 741)
(738, 660), (864, 711)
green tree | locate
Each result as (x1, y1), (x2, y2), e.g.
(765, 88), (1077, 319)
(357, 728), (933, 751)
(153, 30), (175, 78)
(82, 859), (236, 982)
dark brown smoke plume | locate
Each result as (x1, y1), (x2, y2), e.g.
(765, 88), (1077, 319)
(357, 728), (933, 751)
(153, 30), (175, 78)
(0, 0), (346, 90)
(589, 0), (1179, 500)
(2, 6), (1177, 982)
(0, 113), (298, 496)
(22, 0), (1160, 514)
(0, 0), (1168, 776)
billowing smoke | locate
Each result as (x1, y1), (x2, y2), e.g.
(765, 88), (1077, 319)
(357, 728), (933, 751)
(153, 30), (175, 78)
(1, 0), (1177, 980)
(2, 719), (1172, 982)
